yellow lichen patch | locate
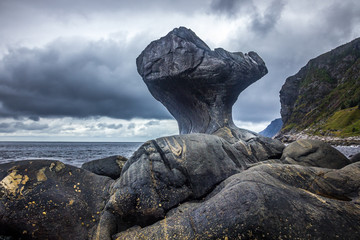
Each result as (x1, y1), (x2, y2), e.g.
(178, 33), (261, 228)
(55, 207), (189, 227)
(0, 170), (29, 196)
(49, 161), (65, 172)
(36, 167), (47, 182)
(68, 199), (74, 206)
(223, 127), (234, 138)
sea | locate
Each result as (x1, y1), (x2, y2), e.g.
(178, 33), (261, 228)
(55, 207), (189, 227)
(0, 142), (359, 168)
(0, 142), (143, 167)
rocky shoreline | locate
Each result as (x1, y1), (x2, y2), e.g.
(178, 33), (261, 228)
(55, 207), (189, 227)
(276, 132), (360, 146)
(1, 27), (360, 240)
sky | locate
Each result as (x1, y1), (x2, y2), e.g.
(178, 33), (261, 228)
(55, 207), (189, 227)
(0, 0), (359, 142)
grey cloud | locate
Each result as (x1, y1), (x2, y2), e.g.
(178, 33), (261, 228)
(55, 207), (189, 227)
(250, 0), (285, 35)
(97, 123), (123, 129)
(210, 0), (285, 35)
(210, 0), (255, 18)
(145, 120), (160, 126)
(0, 38), (171, 120)
(0, 0), (205, 19)
(320, 1), (360, 41)
(127, 123), (135, 129)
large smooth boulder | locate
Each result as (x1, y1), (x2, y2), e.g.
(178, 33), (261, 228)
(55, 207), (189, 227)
(94, 134), (254, 239)
(82, 155), (127, 180)
(281, 139), (351, 168)
(113, 162), (360, 239)
(0, 160), (113, 240)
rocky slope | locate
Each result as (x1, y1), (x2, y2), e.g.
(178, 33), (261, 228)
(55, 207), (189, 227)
(279, 37), (360, 141)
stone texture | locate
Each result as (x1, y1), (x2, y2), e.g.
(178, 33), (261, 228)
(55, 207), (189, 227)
(114, 162), (360, 240)
(82, 155), (127, 180)
(0, 160), (113, 240)
(281, 139), (351, 168)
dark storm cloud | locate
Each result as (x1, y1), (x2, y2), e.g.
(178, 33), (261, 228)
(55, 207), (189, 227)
(0, 122), (48, 133)
(0, 0), (205, 17)
(210, 0), (285, 35)
(210, 0), (252, 18)
(0, 38), (171, 120)
(250, 0), (285, 35)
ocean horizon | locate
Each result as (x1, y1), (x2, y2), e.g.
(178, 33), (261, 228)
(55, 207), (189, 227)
(1, 141), (359, 169)
(0, 141), (143, 167)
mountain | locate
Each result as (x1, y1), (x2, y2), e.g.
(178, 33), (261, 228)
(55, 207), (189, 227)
(259, 118), (283, 138)
(279, 37), (360, 140)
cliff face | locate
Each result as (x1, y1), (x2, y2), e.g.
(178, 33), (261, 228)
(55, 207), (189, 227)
(279, 38), (360, 138)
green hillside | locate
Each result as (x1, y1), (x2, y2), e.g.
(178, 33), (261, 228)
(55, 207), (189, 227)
(279, 38), (360, 138)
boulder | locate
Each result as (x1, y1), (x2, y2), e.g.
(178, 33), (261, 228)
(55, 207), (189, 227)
(82, 155), (127, 180)
(113, 162), (360, 239)
(94, 134), (253, 239)
(350, 152), (360, 163)
(281, 139), (351, 168)
(0, 160), (113, 239)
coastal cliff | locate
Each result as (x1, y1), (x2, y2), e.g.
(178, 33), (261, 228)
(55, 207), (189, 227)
(278, 38), (360, 143)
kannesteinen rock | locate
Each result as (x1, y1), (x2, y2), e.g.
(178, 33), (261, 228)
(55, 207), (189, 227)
(1, 27), (360, 240)
(136, 26), (284, 161)
(278, 37), (360, 142)
(137, 27), (267, 135)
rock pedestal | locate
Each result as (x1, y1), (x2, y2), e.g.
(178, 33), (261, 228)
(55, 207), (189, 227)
(137, 27), (284, 161)
(137, 27), (267, 135)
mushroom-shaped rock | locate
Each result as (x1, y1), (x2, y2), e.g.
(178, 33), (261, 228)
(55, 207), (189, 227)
(137, 27), (284, 161)
(136, 27), (267, 135)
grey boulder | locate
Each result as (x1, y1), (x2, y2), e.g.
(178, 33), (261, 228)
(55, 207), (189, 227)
(82, 155), (127, 180)
(114, 162), (360, 239)
(281, 139), (350, 168)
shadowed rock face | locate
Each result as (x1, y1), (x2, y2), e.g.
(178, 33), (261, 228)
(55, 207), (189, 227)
(137, 27), (268, 134)
(0, 160), (113, 240)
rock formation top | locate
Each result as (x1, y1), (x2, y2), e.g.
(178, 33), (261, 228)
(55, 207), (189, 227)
(137, 27), (268, 134)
